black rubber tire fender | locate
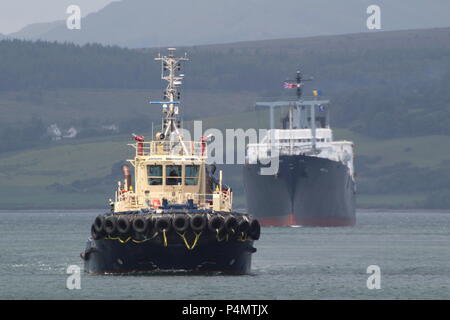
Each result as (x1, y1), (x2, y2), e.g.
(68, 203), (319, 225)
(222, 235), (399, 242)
(173, 214), (189, 233)
(117, 215), (131, 234)
(104, 215), (117, 235)
(91, 224), (103, 240)
(249, 219), (261, 240)
(132, 215), (149, 234)
(224, 215), (238, 233)
(155, 216), (172, 233)
(93, 215), (105, 233)
(237, 218), (250, 233)
(208, 215), (225, 233)
(190, 214), (207, 232)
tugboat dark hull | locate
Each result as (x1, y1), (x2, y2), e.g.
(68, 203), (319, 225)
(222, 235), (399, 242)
(243, 155), (356, 227)
(82, 211), (260, 275)
(83, 238), (255, 274)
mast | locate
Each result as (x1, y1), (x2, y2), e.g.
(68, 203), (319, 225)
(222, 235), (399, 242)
(287, 70), (315, 152)
(295, 70), (303, 100)
(294, 70), (317, 152)
(311, 95), (317, 152)
(152, 48), (188, 145)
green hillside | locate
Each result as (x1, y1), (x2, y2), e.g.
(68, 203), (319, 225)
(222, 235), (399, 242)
(1, 27), (450, 144)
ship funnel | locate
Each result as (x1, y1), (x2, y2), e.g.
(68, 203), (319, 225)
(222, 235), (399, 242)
(121, 165), (131, 191)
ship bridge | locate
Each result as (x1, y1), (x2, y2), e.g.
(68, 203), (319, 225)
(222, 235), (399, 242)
(247, 97), (354, 177)
(255, 97), (331, 131)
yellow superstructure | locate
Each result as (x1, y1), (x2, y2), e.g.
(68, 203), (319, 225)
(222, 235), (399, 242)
(113, 139), (232, 213)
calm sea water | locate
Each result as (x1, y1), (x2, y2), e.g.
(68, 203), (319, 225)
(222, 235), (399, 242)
(0, 209), (448, 300)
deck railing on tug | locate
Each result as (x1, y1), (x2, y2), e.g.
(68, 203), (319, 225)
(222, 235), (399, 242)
(129, 140), (207, 158)
(116, 191), (232, 211)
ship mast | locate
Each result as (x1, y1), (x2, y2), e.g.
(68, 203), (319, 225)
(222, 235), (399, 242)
(288, 70), (313, 152)
(152, 48), (188, 146)
(295, 70), (304, 100)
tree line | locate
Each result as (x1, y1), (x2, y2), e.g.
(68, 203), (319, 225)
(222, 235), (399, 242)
(0, 30), (449, 140)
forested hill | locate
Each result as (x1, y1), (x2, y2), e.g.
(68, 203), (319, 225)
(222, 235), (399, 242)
(2, 27), (450, 93)
(1, 27), (449, 140)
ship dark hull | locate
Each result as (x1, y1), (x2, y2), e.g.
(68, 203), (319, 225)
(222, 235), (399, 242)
(83, 237), (255, 275)
(243, 155), (356, 227)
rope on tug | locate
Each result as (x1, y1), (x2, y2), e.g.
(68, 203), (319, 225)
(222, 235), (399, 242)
(163, 230), (168, 247)
(216, 229), (224, 242)
(237, 232), (248, 242)
(105, 236), (132, 243)
(131, 231), (159, 244)
(176, 231), (203, 250)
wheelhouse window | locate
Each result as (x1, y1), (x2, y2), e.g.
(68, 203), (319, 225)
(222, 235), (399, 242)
(166, 165), (182, 185)
(147, 165), (162, 185)
(185, 165), (200, 186)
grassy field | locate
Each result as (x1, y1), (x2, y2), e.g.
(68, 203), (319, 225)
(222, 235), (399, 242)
(335, 129), (450, 168)
(0, 137), (129, 187)
(1, 110), (450, 209)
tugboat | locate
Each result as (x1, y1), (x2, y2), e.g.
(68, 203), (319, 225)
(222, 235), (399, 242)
(243, 70), (356, 226)
(82, 48), (260, 274)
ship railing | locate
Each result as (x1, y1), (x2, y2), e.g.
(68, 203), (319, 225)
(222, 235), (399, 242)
(247, 142), (354, 166)
(142, 192), (213, 204)
(183, 193), (213, 209)
(183, 191), (232, 211)
(247, 142), (315, 156)
(255, 96), (329, 103)
(115, 191), (232, 212)
(116, 190), (142, 209)
(129, 141), (207, 158)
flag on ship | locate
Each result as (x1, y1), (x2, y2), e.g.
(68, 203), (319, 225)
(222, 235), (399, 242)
(283, 82), (298, 89)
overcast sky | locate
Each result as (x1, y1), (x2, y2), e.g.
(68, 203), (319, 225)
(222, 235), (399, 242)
(0, 0), (116, 34)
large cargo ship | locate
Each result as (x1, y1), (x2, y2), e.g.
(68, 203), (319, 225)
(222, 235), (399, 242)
(243, 71), (356, 227)
(81, 48), (260, 274)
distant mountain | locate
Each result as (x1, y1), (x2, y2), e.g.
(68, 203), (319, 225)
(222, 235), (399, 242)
(8, 0), (450, 48)
(9, 20), (63, 39)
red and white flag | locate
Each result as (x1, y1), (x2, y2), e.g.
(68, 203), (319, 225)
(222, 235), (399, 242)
(283, 82), (298, 89)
